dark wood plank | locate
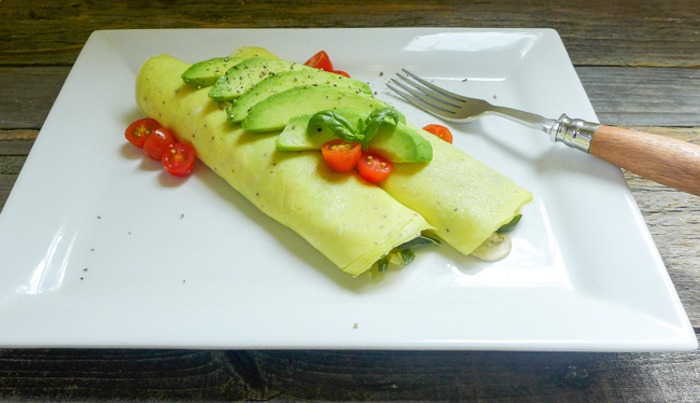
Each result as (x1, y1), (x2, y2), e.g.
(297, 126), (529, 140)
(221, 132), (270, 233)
(0, 175), (18, 210)
(0, 349), (250, 401)
(0, 67), (68, 130)
(0, 130), (37, 155)
(1, 0), (699, 67)
(2, 347), (700, 401)
(0, 130), (34, 211)
(252, 349), (700, 401)
(576, 67), (700, 126)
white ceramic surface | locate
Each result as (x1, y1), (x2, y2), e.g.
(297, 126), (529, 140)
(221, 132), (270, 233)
(0, 28), (695, 351)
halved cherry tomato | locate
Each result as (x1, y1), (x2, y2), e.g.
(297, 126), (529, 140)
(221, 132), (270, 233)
(321, 139), (362, 172)
(357, 152), (393, 183)
(125, 118), (160, 148)
(162, 142), (196, 177)
(143, 127), (176, 160)
(423, 124), (453, 144)
(304, 50), (334, 71)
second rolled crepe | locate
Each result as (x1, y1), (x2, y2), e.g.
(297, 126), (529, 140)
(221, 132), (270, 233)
(135, 55), (432, 276)
(380, 131), (532, 255)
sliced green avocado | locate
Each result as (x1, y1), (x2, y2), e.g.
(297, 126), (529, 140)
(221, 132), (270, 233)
(276, 114), (332, 151)
(275, 109), (433, 163)
(230, 46), (279, 60)
(208, 57), (311, 102)
(242, 86), (389, 133)
(181, 56), (245, 87)
(370, 123), (433, 163)
(227, 69), (372, 123)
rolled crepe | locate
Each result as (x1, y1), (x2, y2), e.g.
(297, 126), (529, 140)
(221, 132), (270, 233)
(381, 131), (532, 255)
(136, 55), (432, 276)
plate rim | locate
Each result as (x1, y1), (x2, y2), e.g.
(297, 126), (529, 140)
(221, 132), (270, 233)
(0, 28), (695, 352)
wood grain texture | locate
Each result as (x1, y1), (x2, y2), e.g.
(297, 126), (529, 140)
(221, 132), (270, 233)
(576, 67), (700, 126)
(1, 0), (699, 67)
(0, 130), (36, 209)
(0, 67), (69, 130)
(2, 348), (700, 401)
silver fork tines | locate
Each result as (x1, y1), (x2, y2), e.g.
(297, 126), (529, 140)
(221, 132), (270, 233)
(388, 70), (461, 119)
(387, 69), (598, 153)
(398, 69), (467, 104)
(388, 69), (495, 122)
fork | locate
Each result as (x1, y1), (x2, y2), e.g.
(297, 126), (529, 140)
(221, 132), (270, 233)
(389, 69), (700, 196)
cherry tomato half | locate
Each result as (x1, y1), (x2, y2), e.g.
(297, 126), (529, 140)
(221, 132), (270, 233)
(357, 152), (393, 183)
(423, 124), (453, 144)
(321, 139), (362, 173)
(304, 50), (334, 71)
(162, 142), (196, 177)
(143, 127), (176, 160)
(125, 118), (160, 148)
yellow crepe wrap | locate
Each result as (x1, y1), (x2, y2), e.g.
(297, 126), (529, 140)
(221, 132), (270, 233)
(380, 130), (532, 255)
(135, 55), (432, 276)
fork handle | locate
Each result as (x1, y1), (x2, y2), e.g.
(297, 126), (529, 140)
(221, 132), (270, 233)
(588, 125), (700, 196)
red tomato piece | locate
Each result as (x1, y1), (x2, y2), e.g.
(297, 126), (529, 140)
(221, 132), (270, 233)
(357, 152), (393, 183)
(331, 69), (350, 78)
(125, 118), (160, 148)
(304, 50), (334, 71)
(422, 124), (453, 144)
(143, 127), (176, 160)
(162, 142), (196, 177)
(321, 139), (362, 172)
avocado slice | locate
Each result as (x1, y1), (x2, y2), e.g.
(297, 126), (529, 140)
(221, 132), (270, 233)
(242, 86), (389, 133)
(181, 56), (245, 87)
(182, 47), (280, 88)
(276, 114), (336, 151)
(275, 109), (433, 163)
(227, 69), (372, 123)
(370, 123), (433, 163)
(208, 57), (311, 102)
(230, 46), (279, 60)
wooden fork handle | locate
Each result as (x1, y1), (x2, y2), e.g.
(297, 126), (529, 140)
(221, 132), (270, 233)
(588, 125), (700, 196)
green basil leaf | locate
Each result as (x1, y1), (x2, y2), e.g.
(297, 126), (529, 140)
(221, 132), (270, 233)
(399, 249), (416, 265)
(308, 110), (361, 143)
(363, 108), (400, 146)
(356, 117), (367, 135)
(497, 214), (522, 233)
(375, 257), (389, 273)
(399, 234), (442, 249)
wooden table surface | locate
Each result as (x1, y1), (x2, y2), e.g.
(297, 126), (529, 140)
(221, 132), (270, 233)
(1, 0), (699, 401)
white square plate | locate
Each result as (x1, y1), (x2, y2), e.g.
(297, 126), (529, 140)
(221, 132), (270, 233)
(0, 29), (695, 351)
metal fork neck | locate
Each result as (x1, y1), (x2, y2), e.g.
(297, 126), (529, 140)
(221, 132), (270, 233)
(548, 114), (598, 153)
